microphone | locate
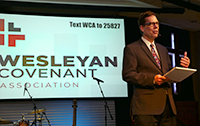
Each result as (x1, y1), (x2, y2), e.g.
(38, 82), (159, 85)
(158, 34), (161, 36)
(93, 77), (104, 83)
(23, 83), (27, 96)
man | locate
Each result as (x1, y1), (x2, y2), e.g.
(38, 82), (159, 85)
(122, 11), (190, 126)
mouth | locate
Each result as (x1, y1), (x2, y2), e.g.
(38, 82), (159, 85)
(153, 31), (158, 34)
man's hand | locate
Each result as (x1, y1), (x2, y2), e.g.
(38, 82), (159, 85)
(180, 51), (190, 68)
(154, 74), (170, 85)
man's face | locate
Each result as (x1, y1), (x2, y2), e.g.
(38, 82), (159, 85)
(140, 15), (159, 42)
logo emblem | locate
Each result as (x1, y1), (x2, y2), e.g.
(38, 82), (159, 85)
(0, 19), (25, 47)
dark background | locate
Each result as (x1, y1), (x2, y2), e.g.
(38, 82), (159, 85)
(0, 1), (194, 126)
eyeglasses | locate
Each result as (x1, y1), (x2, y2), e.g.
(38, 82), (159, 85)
(144, 22), (159, 27)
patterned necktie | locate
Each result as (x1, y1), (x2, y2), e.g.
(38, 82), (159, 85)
(150, 44), (161, 69)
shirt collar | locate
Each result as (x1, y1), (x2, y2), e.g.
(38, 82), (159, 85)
(141, 36), (160, 58)
(141, 36), (155, 47)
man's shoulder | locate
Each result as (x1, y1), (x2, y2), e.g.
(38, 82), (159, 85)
(127, 39), (142, 47)
(155, 42), (167, 49)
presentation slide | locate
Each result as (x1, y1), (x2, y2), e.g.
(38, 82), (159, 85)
(0, 13), (127, 99)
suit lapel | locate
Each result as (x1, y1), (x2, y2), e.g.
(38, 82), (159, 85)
(155, 43), (165, 73)
(139, 39), (162, 73)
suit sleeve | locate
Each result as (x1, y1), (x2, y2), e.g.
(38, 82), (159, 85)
(122, 45), (156, 88)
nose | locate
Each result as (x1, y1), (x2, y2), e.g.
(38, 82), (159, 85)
(154, 24), (159, 29)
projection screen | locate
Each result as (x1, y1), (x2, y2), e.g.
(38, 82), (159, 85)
(0, 13), (127, 99)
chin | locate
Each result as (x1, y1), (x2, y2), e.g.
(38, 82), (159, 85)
(152, 35), (158, 39)
(154, 34), (159, 38)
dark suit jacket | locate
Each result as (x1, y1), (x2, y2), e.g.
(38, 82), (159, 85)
(122, 39), (177, 115)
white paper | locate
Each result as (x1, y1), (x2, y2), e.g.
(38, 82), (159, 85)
(163, 67), (197, 82)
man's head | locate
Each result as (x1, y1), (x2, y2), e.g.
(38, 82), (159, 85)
(138, 11), (159, 42)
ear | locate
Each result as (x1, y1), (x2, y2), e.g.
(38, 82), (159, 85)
(140, 25), (144, 33)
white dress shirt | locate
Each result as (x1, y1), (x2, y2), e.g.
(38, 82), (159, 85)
(141, 36), (160, 59)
